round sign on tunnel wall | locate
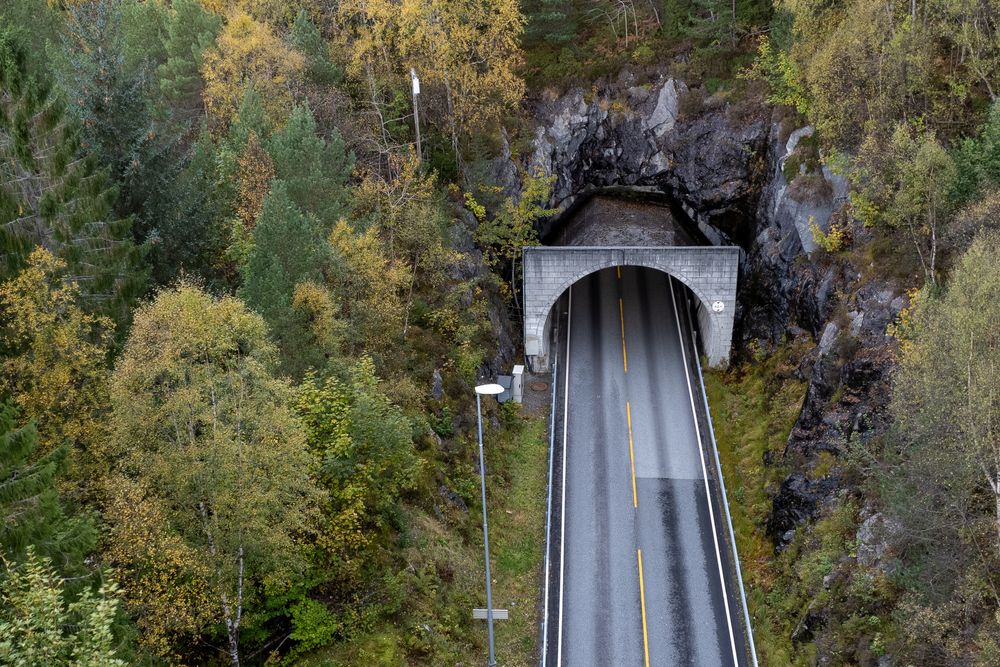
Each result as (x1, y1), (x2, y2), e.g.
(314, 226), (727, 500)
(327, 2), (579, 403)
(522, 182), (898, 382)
(712, 300), (725, 313)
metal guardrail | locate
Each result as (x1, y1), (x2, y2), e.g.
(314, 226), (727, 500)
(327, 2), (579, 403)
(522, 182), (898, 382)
(540, 351), (558, 667)
(689, 323), (760, 667)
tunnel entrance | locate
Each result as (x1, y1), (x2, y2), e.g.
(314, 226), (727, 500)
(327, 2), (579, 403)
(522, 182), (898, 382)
(522, 246), (738, 372)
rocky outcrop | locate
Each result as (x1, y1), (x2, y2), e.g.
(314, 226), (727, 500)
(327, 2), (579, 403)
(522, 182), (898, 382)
(738, 118), (851, 348)
(505, 77), (854, 351)
(524, 77), (770, 243)
(764, 126), (849, 254)
(855, 511), (902, 573)
(767, 472), (839, 544)
(450, 206), (519, 377)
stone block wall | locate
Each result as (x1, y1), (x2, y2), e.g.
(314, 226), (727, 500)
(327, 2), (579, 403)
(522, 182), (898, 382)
(522, 246), (739, 370)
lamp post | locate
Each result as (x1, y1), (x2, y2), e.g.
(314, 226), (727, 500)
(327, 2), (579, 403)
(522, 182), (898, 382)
(475, 382), (504, 667)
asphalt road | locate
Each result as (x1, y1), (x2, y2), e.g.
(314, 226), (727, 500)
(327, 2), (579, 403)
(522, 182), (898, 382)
(543, 266), (748, 666)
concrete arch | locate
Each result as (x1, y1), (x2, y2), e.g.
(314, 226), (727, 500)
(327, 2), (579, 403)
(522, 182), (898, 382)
(522, 246), (739, 371)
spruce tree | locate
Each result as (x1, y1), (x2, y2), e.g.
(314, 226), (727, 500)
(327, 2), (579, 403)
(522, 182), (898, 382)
(523, 0), (577, 47)
(57, 0), (176, 243)
(157, 0), (222, 126)
(0, 402), (96, 572)
(268, 104), (354, 225)
(0, 29), (144, 320)
(157, 130), (228, 286)
(684, 0), (736, 49)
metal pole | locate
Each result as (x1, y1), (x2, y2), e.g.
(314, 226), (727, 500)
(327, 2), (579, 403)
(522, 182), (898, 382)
(410, 68), (422, 164)
(476, 392), (497, 667)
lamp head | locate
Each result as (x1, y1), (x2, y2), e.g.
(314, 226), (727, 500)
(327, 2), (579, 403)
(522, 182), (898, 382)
(475, 383), (505, 396)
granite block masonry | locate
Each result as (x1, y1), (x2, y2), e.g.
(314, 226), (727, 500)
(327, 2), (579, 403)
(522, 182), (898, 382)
(522, 246), (738, 371)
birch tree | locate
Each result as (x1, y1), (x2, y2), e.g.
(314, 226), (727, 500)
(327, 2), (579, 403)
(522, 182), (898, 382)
(108, 284), (322, 667)
(852, 123), (955, 285)
(892, 233), (1000, 556)
(201, 11), (304, 131)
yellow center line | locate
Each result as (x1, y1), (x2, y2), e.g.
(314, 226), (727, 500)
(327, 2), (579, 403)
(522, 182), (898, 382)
(616, 265), (621, 279)
(626, 401), (637, 508)
(619, 298), (628, 373)
(637, 549), (651, 667)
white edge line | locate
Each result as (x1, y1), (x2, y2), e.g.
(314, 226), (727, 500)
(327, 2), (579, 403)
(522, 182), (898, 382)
(690, 306), (760, 667)
(556, 286), (572, 667)
(668, 276), (741, 665)
(541, 330), (559, 665)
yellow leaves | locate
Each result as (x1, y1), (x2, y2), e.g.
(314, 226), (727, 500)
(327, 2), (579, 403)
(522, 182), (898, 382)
(809, 217), (848, 252)
(106, 283), (323, 660)
(337, 0), (524, 146)
(201, 10), (304, 131)
(335, 0), (401, 78)
(199, 0), (321, 26)
(0, 248), (113, 466)
(398, 0), (524, 134)
(329, 220), (408, 356)
(292, 280), (345, 356)
(101, 477), (214, 662)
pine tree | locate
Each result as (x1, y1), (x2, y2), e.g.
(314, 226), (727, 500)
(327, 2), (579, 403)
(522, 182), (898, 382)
(157, 0), (222, 126)
(239, 181), (328, 376)
(0, 29), (144, 320)
(0, 402), (96, 572)
(268, 104), (354, 224)
(216, 87), (272, 191)
(290, 10), (341, 86)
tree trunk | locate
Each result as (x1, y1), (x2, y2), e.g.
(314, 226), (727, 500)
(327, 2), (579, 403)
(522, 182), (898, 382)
(199, 501), (243, 667)
(510, 252), (520, 317)
(402, 257), (418, 339)
(443, 74), (460, 169)
(995, 490), (1000, 558)
(225, 546), (245, 667)
(227, 623), (240, 667)
(929, 216), (937, 286)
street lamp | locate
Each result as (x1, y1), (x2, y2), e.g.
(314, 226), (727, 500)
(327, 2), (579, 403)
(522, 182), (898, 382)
(475, 382), (504, 667)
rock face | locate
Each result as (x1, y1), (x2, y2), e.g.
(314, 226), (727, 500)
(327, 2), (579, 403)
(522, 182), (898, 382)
(525, 78), (769, 243)
(767, 472), (839, 543)
(503, 77), (853, 346)
(740, 119), (851, 347)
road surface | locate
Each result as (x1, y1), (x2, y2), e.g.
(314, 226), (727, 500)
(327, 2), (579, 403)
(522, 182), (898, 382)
(542, 266), (749, 666)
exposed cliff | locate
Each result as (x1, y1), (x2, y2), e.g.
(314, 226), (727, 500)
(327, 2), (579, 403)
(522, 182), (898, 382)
(501, 73), (909, 662)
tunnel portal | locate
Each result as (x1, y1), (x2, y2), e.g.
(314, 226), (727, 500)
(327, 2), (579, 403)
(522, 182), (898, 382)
(522, 246), (738, 372)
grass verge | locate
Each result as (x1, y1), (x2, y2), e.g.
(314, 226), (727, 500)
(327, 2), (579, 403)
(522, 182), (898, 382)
(703, 343), (810, 665)
(298, 405), (549, 665)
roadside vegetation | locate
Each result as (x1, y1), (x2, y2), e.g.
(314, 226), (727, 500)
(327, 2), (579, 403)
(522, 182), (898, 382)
(704, 343), (808, 664)
(300, 408), (548, 666)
